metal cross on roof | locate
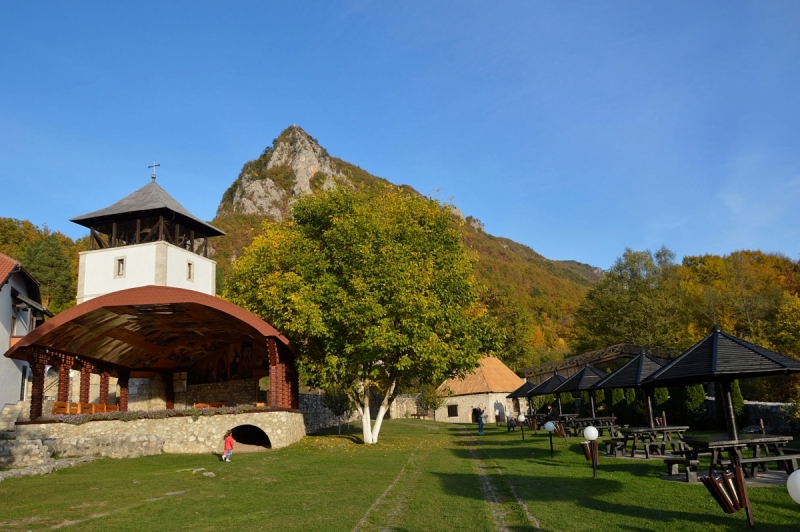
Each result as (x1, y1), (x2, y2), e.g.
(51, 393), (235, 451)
(148, 160), (161, 180)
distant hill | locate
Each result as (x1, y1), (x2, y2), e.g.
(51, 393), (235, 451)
(212, 126), (601, 361)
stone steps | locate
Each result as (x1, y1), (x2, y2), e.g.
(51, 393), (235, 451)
(0, 401), (22, 431)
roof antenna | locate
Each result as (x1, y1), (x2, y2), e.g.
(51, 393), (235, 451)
(148, 160), (160, 180)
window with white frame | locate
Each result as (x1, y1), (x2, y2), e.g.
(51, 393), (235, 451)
(114, 256), (126, 278)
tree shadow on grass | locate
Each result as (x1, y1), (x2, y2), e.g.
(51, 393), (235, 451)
(433, 471), (798, 531)
(445, 436), (800, 531)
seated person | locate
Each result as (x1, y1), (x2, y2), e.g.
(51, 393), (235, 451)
(507, 417), (517, 431)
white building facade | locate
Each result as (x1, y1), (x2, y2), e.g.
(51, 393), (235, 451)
(0, 254), (49, 411)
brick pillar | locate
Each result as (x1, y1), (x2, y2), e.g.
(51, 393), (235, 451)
(99, 371), (110, 405)
(118, 371), (130, 412)
(268, 338), (280, 408)
(29, 353), (46, 420)
(57, 357), (73, 403)
(79, 361), (93, 404)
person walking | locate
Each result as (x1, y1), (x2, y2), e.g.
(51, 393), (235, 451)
(477, 403), (485, 435)
(222, 430), (235, 462)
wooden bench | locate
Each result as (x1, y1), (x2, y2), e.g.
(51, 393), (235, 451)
(52, 401), (70, 415)
(193, 402), (227, 409)
(603, 437), (626, 458)
(410, 413), (426, 419)
(718, 454), (799, 477)
(52, 402), (119, 415)
(664, 457), (700, 483)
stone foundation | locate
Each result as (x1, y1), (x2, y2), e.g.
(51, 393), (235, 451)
(0, 439), (51, 468)
(16, 410), (305, 453)
(44, 434), (164, 459)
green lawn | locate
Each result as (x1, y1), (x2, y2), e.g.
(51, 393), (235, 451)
(0, 420), (798, 531)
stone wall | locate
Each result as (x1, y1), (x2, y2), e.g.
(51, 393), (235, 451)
(186, 380), (254, 408)
(16, 410), (306, 453)
(44, 434), (164, 459)
(0, 439), (50, 468)
(389, 394), (420, 419)
(128, 376), (166, 411)
(300, 393), (359, 434)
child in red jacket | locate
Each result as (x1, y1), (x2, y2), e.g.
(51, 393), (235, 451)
(222, 430), (235, 462)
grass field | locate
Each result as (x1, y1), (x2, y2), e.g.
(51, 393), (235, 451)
(0, 420), (798, 531)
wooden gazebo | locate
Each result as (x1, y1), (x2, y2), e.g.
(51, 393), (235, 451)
(553, 364), (607, 418)
(4, 285), (298, 420)
(644, 326), (800, 439)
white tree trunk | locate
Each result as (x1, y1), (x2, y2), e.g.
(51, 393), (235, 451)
(368, 379), (396, 444)
(359, 382), (374, 444)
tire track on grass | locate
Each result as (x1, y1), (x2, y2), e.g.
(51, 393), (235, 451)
(352, 443), (424, 532)
(459, 427), (541, 531)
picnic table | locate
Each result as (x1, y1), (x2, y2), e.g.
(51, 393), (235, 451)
(681, 433), (798, 478)
(569, 416), (619, 437)
(619, 425), (689, 458)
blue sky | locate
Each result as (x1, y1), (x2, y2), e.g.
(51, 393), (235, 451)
(1, 2), (799, 269)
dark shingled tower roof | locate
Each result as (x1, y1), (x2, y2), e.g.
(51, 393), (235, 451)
(592, 351), (666, 390)
(553, 365), (607, 393)
(71, 180), (224, 237)
(529, 373), (567, 396)
(643, 326), (800, 387)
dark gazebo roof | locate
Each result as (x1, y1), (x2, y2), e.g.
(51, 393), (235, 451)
(529, 373), (567, 396)
(643, 326), (800, 387)
(553, 365), (606, 393)
(592, 351), (667, 390)
(507, 381), (535, 399)
(71, 179), (224, 237)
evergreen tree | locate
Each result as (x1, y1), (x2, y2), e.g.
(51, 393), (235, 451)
(23, 234), (74, 312)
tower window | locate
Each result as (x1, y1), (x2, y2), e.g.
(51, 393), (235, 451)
(187, 261), (194, 281)
(115, 257), (126, 278)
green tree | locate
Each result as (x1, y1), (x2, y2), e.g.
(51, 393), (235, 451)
(0, 218), (41, 259)
(416, 383), (448, 419)
(481, 288), (535, 371)
(572, 247), (686, 352)
(23, 234), (74, 313)
(321, 385), (354, 434)
(225, 188), (500, 444)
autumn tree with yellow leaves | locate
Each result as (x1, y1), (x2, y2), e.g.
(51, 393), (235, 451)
(225, 188), (500, 444)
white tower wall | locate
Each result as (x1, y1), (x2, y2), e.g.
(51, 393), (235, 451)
(77, 241), (216, 303)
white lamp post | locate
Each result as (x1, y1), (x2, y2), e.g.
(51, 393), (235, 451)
(584, 425), (599, 478)
(518, 413), (526, 441)
(788, 470), (800, 504)
(544, 421), (555, 457)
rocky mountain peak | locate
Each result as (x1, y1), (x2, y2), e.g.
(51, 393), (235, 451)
(216, 125), (345, 220)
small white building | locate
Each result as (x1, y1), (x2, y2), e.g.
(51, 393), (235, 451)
(434, 356), (524, 424)
(0, 253), (50, 412)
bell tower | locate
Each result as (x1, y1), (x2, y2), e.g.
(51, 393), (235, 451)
(70, 169), (224, 303)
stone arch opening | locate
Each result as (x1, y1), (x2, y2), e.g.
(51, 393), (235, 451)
(230, 424), (271, 449)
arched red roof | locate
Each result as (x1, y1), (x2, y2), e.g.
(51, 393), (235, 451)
(5, 285), (289, 374)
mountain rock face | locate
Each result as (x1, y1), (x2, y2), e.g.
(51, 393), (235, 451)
(212, 125), (602, 362)
(217, 126), (346, 220)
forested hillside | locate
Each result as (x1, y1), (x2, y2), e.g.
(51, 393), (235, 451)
(0, 218), (89, 313)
